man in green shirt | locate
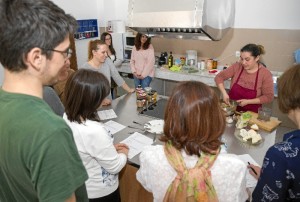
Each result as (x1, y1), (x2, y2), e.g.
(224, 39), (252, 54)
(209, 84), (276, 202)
(0, 0), (88, 201)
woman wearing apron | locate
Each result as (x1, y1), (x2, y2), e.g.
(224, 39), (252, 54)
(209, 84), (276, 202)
(215, 44), (274, 113)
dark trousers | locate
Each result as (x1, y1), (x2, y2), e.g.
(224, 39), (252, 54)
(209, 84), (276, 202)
(89, 187), (121, 202)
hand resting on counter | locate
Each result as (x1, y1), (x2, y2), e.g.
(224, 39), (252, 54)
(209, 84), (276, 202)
(102, 98), (112, 106)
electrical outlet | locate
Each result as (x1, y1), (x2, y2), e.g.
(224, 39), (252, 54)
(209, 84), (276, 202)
(235, 51), (240, 58)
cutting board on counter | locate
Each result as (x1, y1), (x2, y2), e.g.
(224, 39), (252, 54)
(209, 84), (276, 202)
(247, 111), (281, 132)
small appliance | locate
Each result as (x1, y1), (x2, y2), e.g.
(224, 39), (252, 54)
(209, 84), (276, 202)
(186, 50), (197, 66)
(158, 52), (168, 65)
(110, 32), (137, 61)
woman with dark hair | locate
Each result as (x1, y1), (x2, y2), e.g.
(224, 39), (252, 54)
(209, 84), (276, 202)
(63, 69), (129, 202)
(136, 81), (248, 202)
(215, 43), (274, 113)
(100, 32), (116, 62)
(82, 39), (134, 106)
(249, 64), (300, 201)
(100, 32), (122, 99)
(130, 32), (155, 88)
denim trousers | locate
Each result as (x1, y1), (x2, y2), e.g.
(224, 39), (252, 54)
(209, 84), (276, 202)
(133, 76), (152, 89)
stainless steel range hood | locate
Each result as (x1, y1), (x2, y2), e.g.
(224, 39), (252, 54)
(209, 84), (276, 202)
(127, 0), (235, 41)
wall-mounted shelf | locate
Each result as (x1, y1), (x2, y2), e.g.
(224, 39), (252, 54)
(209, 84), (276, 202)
(74, 19), (98, 40)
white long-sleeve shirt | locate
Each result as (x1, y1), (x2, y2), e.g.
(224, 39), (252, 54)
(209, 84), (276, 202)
(136, 145), (248, 202)
(63, 114), (127, 199)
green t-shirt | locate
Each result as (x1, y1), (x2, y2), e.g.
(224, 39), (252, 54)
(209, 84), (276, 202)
(0, 89), (88, 202)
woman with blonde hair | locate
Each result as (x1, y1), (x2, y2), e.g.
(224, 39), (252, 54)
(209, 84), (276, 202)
(136, 81), (248, 202)
(81, 39), (134, 105)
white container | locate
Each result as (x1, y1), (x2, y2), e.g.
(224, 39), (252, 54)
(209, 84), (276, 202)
(107, 20), (125, 33)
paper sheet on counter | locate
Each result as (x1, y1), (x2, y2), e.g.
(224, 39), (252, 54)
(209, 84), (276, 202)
(104, 120), (126, 134)
(98, 109), (117, 120)
(238, 154), (260, 188)
(120, 132), (153, 159)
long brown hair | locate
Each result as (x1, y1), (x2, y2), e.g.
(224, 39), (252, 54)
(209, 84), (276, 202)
(87, 39), (106, 61)
(161, 81), (226, 156)
(100, 32), (116, 60)
(134, 32), (151, 51)
(64, 69), (110, 123)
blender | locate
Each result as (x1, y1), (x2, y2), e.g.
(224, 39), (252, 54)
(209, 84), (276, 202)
(186, 50), (197, 67)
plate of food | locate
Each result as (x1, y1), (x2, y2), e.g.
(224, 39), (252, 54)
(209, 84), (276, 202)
(234, 128), (263, 145)
(144, 119), (164, 134)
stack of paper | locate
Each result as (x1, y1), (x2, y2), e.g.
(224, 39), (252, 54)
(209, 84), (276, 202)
(120, 132), (153, 159)
(98, 109), (117, 120)
(104, 120), (126, 134)
(238, 154), (260, 188)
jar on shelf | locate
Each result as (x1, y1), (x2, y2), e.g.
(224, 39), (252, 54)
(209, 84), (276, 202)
(151, 90), (158, 102)
(135, 85), (143, 97)
(147, 92), (154, 103)
(206, 59), (213, 70)
(212, 59), (218, 69)
(144, 87), (152, 93)
(200, 60), (206, 70)
(180, 57), (186, 66)
(136, 98), (145, 108)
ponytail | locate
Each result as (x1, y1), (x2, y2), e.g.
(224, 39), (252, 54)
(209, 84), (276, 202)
(88, 39), (106, 61)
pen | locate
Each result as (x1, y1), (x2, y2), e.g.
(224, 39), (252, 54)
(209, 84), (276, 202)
(248, 162), (257, 175)
(153, 133), (157, 143)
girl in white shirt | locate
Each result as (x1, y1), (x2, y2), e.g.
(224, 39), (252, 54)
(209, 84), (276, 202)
(63, 69), (129, 202)
(136, 81), (248, 202)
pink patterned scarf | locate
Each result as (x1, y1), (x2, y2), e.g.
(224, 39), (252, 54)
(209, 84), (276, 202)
(163, 141), (219, 202)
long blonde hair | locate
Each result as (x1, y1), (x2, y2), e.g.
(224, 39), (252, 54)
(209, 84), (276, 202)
(88, 39), (106, 60)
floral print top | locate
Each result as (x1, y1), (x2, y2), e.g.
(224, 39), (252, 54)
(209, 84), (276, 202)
(252, 130), (300, 201)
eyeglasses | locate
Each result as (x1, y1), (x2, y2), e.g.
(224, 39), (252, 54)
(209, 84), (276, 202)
(105, 37), (112, 41)
(44, 47), (72, 59)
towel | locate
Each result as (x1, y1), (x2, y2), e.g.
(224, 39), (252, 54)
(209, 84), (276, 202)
(294, 49), (300, 64)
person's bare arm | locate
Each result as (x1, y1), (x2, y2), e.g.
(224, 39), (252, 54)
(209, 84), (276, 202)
(122, 82), (135, 93)
(217, 82), (230, 104)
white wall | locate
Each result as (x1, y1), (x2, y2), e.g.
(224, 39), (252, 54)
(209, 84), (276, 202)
(52, 0), (101, 67)
(234, 0), (300, 29)
(52, 0), (130, 67)
(99, 0), (129, 26)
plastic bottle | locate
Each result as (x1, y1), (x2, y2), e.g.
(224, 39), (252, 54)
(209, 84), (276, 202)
(168, 52), (173, 68)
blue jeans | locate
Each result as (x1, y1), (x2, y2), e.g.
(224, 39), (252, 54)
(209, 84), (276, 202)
(134, 76), (152, 89)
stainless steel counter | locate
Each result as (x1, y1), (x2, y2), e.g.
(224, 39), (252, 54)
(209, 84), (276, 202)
(116, 62), (231, 89)
(116, 62), (282, 92)
(100, 93), (281, 167)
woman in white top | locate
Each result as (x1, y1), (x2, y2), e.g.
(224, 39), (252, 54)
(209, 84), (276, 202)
(136, 81), (248, 202)
(63, 69), (129, 202)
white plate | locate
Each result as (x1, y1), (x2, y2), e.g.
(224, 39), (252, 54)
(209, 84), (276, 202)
(144, 119), (164, 134)
(234, 129), (264, 145)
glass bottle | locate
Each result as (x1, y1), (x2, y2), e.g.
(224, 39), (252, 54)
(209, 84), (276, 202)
(168, 52), (173, 68)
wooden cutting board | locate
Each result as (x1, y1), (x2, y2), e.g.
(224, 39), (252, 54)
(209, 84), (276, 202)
(247, 111), (281, 132)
